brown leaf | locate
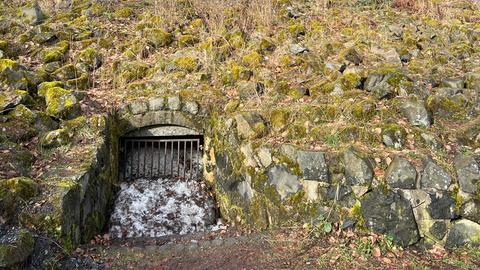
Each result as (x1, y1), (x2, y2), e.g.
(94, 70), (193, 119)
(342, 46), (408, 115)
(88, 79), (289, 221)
(373, 247), (381, 258)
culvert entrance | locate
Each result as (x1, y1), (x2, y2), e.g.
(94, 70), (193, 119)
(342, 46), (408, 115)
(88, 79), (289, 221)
(109, 125), (218, 238)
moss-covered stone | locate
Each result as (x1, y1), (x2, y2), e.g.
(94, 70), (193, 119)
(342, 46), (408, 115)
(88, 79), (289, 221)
(40, 128), (71, 148)
(426, 93), (469, 120)
(144, 28), (173, 47)
(0, 228), (34, 268)
(270, 108), (290, 132)
(38, 40), (69, 63)
(241, 51), (262, 68)
(44, 87), (80, 119)
(114, 7), (134, 18)
(171, 56), (199, 72)
(78, 47), (102, 70)
(351, 99), (376, 120)
(7, 104), (36, 124)
(114, 60), (150, 85)
(0, 177), (38, 219)
(38, 81), (64, 97)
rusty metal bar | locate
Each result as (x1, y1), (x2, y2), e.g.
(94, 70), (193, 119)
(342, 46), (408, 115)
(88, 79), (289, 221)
(119, 136), (203, 181)
(190, 140), (193, 180)
(177, 141), (180, 178)
(170, 141), (173, 177)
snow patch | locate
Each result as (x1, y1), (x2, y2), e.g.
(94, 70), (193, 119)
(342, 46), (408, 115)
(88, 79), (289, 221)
(109, 177), (217, 238)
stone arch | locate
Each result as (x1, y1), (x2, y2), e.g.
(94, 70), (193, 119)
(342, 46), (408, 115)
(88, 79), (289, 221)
(116, 96), (208, 135)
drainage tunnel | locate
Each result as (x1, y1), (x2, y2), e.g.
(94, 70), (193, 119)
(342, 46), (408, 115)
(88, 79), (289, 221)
(110, 125), (218, 239)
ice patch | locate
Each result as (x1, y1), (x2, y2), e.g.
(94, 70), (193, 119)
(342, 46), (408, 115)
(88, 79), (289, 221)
(109, 177), (217, 238)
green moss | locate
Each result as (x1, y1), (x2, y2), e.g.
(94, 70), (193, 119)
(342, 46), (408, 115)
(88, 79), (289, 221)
(44, 87), (80, 119)
(177, 34), (198, 47)
(0, 59), (19, 73)
(144, 28), (173, 47)
(351, 99), (377, 120)
(114, 7), (134, 18)
(350, 200), (365, 228)
(78, 47), (102, 68)
(426, 94), (469, 120)
(227, 62), (252, 81)
(38, 81), (64, 97)
(113, 61), (150, 85)
(270, 108), (290, 131)
(39, 40), (69, 63)
(340, 72), (362, 90)
(241, 51), (262, 68)
(172, 56), (199, 72)
(287, 20), (306, 37)
(227, 31), (245, 49)
(8, 104), (36, 124)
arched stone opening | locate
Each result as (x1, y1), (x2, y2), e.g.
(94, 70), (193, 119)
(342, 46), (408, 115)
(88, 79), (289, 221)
(107, 98), (219, 239)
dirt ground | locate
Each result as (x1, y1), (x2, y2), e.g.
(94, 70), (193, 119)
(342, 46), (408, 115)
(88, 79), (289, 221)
(63, 228), (480, 270)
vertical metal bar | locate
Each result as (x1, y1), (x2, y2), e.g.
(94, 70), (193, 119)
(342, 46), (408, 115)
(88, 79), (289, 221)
(190, 140), (193, 180)
(142, 141), (146, 178)
(170, 141), (174, 177)
(164, 141), (167, 177)
(150, 141), (154, 178)
(196, 139), (199, 178)
(128, 140), (132, 182)
(136, 141), (140, 179)
(177, 140), (180, 178)
(183, 141), (187, 180)
(156, 141), (162, 178)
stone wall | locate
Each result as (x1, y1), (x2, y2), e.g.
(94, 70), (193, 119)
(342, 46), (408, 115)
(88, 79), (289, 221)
(206, 110), (480, 249)
(20, 94), (479, 251)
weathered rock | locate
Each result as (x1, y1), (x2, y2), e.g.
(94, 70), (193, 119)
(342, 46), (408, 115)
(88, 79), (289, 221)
(420, 133), (442, 150)
(148, 97), (165, 111)
(400, 97), (432, 128)
(38, 41), (69, 63)
(0, 90), (28, 112)
(429, 221), (448, 241)
(361, 190), (420, 247)
(427, 191), (458, 219)
(420, 157), (452, 190)
(0, 143), (34, 179)
(427, 93), (468, 120)
(113, 61), (149, 85)
(237, 177), (254, 201)
(129, 101), (148, 115)
(343, 47), (363, 65)
(240, 143), (257, 167)
(445, 219), (480, 249)
(0, 228), (35, 268)
(44, 87), (80, 119)
(364, 73), (394, 99)
(386, 156), (417, 189)
(256, 147), (272, 168)
(461, 200), (480, 224)
(0, 177), (39, 219)
(381, 124), (406, 149)
(290, 43), (308, 55)
(267, 164), (301, 200)
(183, 101), (199, 115)
(40, 128), (70, 148)
(454, 153), (480, 194)
(21, 3), (45, 24)
(441, 78), (465, 89)
(34, 112), (59, 133)
(235, 112), (268, 140)
(296, 150), (329, 182)
(78, 48), (102, 70)
(144, 28), (173, 47)
(167, 96), (181, 111)
(53, 64), (79, 81)
(342, 147), (374, 186)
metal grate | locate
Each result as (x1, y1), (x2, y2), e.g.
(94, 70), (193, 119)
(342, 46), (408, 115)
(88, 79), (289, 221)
(119, 136), (202, 181)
